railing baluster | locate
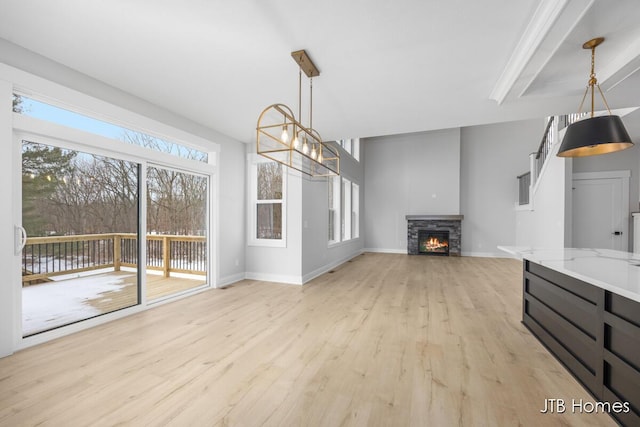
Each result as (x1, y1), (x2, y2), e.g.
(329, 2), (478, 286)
(22, 233), (206, 284)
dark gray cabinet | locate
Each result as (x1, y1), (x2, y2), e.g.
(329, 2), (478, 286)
(523, 260), (640, 426)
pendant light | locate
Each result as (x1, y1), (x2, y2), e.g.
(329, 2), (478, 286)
(256, 50), (339, 176)
(557, 37), (633, 157)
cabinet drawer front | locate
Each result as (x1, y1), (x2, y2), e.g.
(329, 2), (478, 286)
(605, 320), (640, 372)
(604, 356), (640, 418)
(608, 293), (640, 328)
(527, 261), (600, 304)
(525, 296), (597, 373)
(526, 272), (597, 338)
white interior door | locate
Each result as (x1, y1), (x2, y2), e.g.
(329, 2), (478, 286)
(572, 173), (629, 251)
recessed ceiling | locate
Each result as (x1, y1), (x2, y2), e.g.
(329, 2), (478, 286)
(1, 0), (640, 144)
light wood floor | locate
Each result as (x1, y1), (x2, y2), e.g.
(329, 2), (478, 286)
(0, 254), (615, 426)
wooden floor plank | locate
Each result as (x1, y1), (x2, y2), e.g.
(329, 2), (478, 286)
(0, 254), (616, 426)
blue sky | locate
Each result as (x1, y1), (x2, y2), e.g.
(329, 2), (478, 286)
(21, 97), (126, 140)
(19, 96), (207, 161)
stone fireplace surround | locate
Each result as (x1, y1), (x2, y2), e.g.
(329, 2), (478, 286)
(406, 215), (464, 256)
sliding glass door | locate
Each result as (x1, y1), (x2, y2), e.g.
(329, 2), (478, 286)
(21, 140), (140, 336)
(145, 165), (208, 301)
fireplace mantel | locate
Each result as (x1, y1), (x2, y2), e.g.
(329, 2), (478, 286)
(405, 214), (464, 221)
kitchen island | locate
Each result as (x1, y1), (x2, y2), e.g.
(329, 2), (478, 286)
(499, 247), (640, 426)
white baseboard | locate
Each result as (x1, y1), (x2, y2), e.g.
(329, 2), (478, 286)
(216, 272), (246, 288)
(363, 249), (508, 258)
(244, 272), (303, 285)
(301, 249), (364, 284)
(363, 248), (407, 254)
(461, 251), (512, 258)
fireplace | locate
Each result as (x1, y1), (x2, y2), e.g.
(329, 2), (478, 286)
(418, 230), (449, 256)
(406, 215), (463, 256)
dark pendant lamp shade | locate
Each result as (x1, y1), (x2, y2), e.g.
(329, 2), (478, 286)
(557, 115), (633, 157)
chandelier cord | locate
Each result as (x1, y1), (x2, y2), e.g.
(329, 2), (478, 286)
(309, 77), (313, 131)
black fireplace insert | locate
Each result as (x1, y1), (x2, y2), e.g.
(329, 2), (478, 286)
(418, 230), (449, 256)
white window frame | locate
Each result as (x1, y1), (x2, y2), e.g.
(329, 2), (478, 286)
(248, 154), (287, 247)
(12, 108), (217, 351)
(352, 138), (360, 162)
(352, 182), (360, 239)
(5, 64), (221, 348)
(328, 175), (340, 245)
(337, 138), (360, 162)
(341, 177), (352, 241)
(329, 174), (359, 247)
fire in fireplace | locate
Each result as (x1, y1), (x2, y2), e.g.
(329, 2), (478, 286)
(418, 230), (449, 256)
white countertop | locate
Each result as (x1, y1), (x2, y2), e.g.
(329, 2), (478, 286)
(498, 246), (640, 303)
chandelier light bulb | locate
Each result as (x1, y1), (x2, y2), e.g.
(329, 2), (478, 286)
(311, 145), (317, 160)
(302, 138), (309, 155)
(281, 126), (289, 143)
(293, 134), (300, 149)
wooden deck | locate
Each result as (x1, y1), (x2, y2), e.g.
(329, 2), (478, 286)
(86, 271), (207, 313)
(21, 271), (207, 337)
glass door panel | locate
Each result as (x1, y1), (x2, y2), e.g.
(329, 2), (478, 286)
(146, 166), (208, 301)
(21, 140), (140, 337)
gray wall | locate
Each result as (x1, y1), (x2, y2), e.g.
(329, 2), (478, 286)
(460, 119), (543, 256)
(301, 145), (365, 281)
(245, 143), (364, 284)
(363, 128), (461, 252)
(363, 120), (543, 256)
(245, 164), (303, 283)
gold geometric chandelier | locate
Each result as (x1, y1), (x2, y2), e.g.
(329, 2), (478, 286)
(256, 50), (339, 176)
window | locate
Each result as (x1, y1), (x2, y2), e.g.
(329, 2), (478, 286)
(352, 183), (360, 239)
(250, 157), (286, 246)
(337, 138), (360, 161)
(328, 175), (340, 244)
(341, 177), (352, 241)
(15, 95), (208, 162)
(11, 81), (216, 347)
(352, 139), (360, 162)
(328, 175), (359, 245)
(21, 140), (141, 336)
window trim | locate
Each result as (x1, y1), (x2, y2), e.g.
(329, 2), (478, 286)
(248, 154), (287, 248)
(7, 75), (219, 351)
(328, 175), (340, 245)
(337, 138), (360, 162)
(328, 174), (360, 248)
(341, 177), (352, 241)
(352, 182), (360, 239)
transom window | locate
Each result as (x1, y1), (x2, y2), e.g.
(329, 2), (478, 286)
(337, 138), (360, 161)
(15, 95), (208, 162)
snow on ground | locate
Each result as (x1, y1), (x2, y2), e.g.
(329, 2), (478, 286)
(22, 273), (134, 335)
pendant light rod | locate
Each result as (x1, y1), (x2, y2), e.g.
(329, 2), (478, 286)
(576, 37), (607, 118)
(309, 77), (313, 130)
(589, 38), (598, 117)
(298, 67), (302, 121)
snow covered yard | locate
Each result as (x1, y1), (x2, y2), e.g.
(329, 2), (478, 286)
(22, 272), (135, 335)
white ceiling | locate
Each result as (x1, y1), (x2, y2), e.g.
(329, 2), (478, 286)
(1, 0), (640, 144)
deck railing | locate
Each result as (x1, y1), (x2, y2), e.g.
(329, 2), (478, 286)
(22, 233), (206, 284)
